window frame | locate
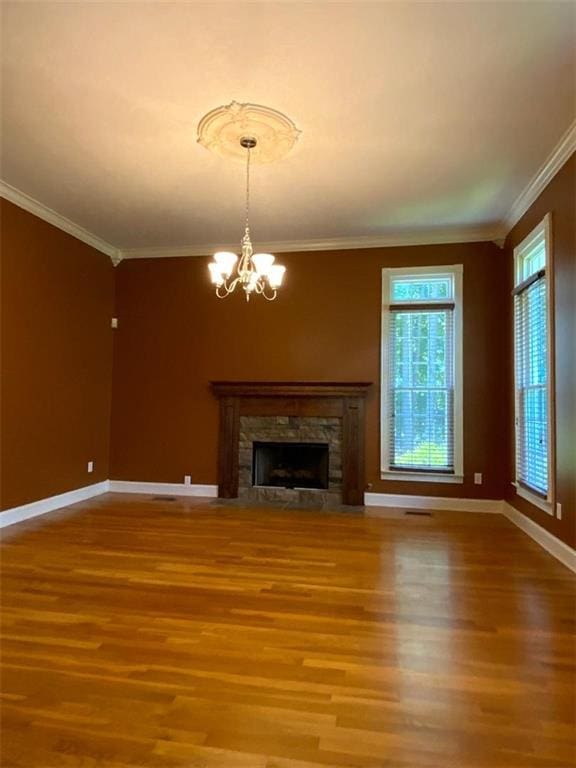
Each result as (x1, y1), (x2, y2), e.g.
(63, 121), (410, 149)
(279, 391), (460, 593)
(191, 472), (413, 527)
(513, 214), (555, 515)
(380, 264), (464, 483)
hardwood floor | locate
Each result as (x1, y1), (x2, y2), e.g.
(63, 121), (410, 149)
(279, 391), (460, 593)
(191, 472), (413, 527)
(1, 495), (574, 768)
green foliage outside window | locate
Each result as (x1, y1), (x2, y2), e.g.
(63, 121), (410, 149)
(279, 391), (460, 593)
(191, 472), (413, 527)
(396, 441), (449, 467)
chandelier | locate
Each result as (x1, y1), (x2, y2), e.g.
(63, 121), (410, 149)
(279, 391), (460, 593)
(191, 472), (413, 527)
(198, 101), (300, 303)
(208, 136), (285, 301)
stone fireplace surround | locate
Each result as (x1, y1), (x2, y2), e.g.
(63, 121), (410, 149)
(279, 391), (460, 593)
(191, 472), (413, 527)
(239, 415), (342, 506)
(211, 382), (371, 506)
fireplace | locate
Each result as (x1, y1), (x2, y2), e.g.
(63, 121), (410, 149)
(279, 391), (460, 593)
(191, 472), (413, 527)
(211, 381), (372, 506)
(238, 416), (341, 504)
(253, 442), (329, 489)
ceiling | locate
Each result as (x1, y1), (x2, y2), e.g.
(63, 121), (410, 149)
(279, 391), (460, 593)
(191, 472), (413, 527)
(1, 1), (575, 256)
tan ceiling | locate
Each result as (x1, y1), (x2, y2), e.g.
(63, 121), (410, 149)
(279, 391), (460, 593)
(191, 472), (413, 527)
(1, 1), (575, 252)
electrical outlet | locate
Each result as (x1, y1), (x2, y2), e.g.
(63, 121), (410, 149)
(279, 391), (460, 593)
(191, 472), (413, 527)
(474, 472), (482, 485)
(87, 461), (94, 473)
(184, 475), (192, 486)
(556, 502), (562, 520)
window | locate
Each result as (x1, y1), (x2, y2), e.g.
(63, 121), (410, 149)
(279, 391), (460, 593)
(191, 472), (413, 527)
(381, 265), (463, 483)
(513, 214), (554, 513)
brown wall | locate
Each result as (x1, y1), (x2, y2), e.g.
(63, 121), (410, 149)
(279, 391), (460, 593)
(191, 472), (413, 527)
(504, 154), (576, 548)
(110, 241), (509, 500)
(0, 199), (115, 510)
(5, 158), (570, 532)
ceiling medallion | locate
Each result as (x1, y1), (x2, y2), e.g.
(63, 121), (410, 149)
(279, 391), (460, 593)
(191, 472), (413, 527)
(198, 103), (300, 301)
(197, 101), (300, 163)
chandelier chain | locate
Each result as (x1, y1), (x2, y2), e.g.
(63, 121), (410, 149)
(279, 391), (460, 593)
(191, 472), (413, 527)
(245, 146), (251, 232)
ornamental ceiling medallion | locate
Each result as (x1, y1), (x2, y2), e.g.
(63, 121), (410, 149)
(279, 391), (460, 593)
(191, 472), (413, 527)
(197, 101), (300, 164)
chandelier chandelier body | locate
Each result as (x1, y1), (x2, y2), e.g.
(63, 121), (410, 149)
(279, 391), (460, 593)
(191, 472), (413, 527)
(209, 230), (285, 302)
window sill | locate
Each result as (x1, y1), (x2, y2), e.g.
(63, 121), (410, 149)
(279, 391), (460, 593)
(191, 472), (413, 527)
(381, 471), (464, 484)
(513, 483), (554, 516)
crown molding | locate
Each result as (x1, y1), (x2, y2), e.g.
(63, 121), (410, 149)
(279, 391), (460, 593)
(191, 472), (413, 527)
(119, 225), (502, 261)
(1, 177), (499, 261)
(503, 120), (576, 236)
(4, 119), (574, 263)
(0, 180), (121, 264)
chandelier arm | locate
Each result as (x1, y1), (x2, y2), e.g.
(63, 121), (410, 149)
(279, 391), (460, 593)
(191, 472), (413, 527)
(261, 285), (278, 301)
(216, 283), (233, 299)
(215, 275), (240, 298)
(227, 276), (241, 292)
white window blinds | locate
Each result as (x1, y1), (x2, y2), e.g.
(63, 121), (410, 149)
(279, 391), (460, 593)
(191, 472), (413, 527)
(514, 275), (548, 495)
(383, 269), (462, 476)
(388, 308), (455, 471)
(513, 216), (552, 504)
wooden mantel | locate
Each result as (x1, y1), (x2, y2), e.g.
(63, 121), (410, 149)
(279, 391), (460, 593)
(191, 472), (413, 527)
(211, 381), (372, 398)
(211, 381), (372, 505)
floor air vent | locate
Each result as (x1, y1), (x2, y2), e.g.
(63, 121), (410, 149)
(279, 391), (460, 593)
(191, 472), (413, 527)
(152, 495), (177, 502)
(405, 510), (432, 516)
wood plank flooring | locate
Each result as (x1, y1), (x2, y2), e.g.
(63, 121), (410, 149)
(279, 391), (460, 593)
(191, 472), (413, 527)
(1, 495), (574, 768)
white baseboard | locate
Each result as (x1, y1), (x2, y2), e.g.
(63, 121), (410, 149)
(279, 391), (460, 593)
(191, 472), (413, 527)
(503, 502), (576, 574)
(2, 483), (573, 574)
(0, 480), (110, 529)
(0, 480), (217, 529)
(108, 480), (218, 498)
(364, 492), (503, 514)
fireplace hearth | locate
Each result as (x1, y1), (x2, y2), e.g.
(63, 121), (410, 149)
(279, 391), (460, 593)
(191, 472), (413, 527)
(253, 441), (329, 490)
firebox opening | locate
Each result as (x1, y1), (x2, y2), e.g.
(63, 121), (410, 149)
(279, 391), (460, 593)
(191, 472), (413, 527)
(252, 442), (329, 490)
